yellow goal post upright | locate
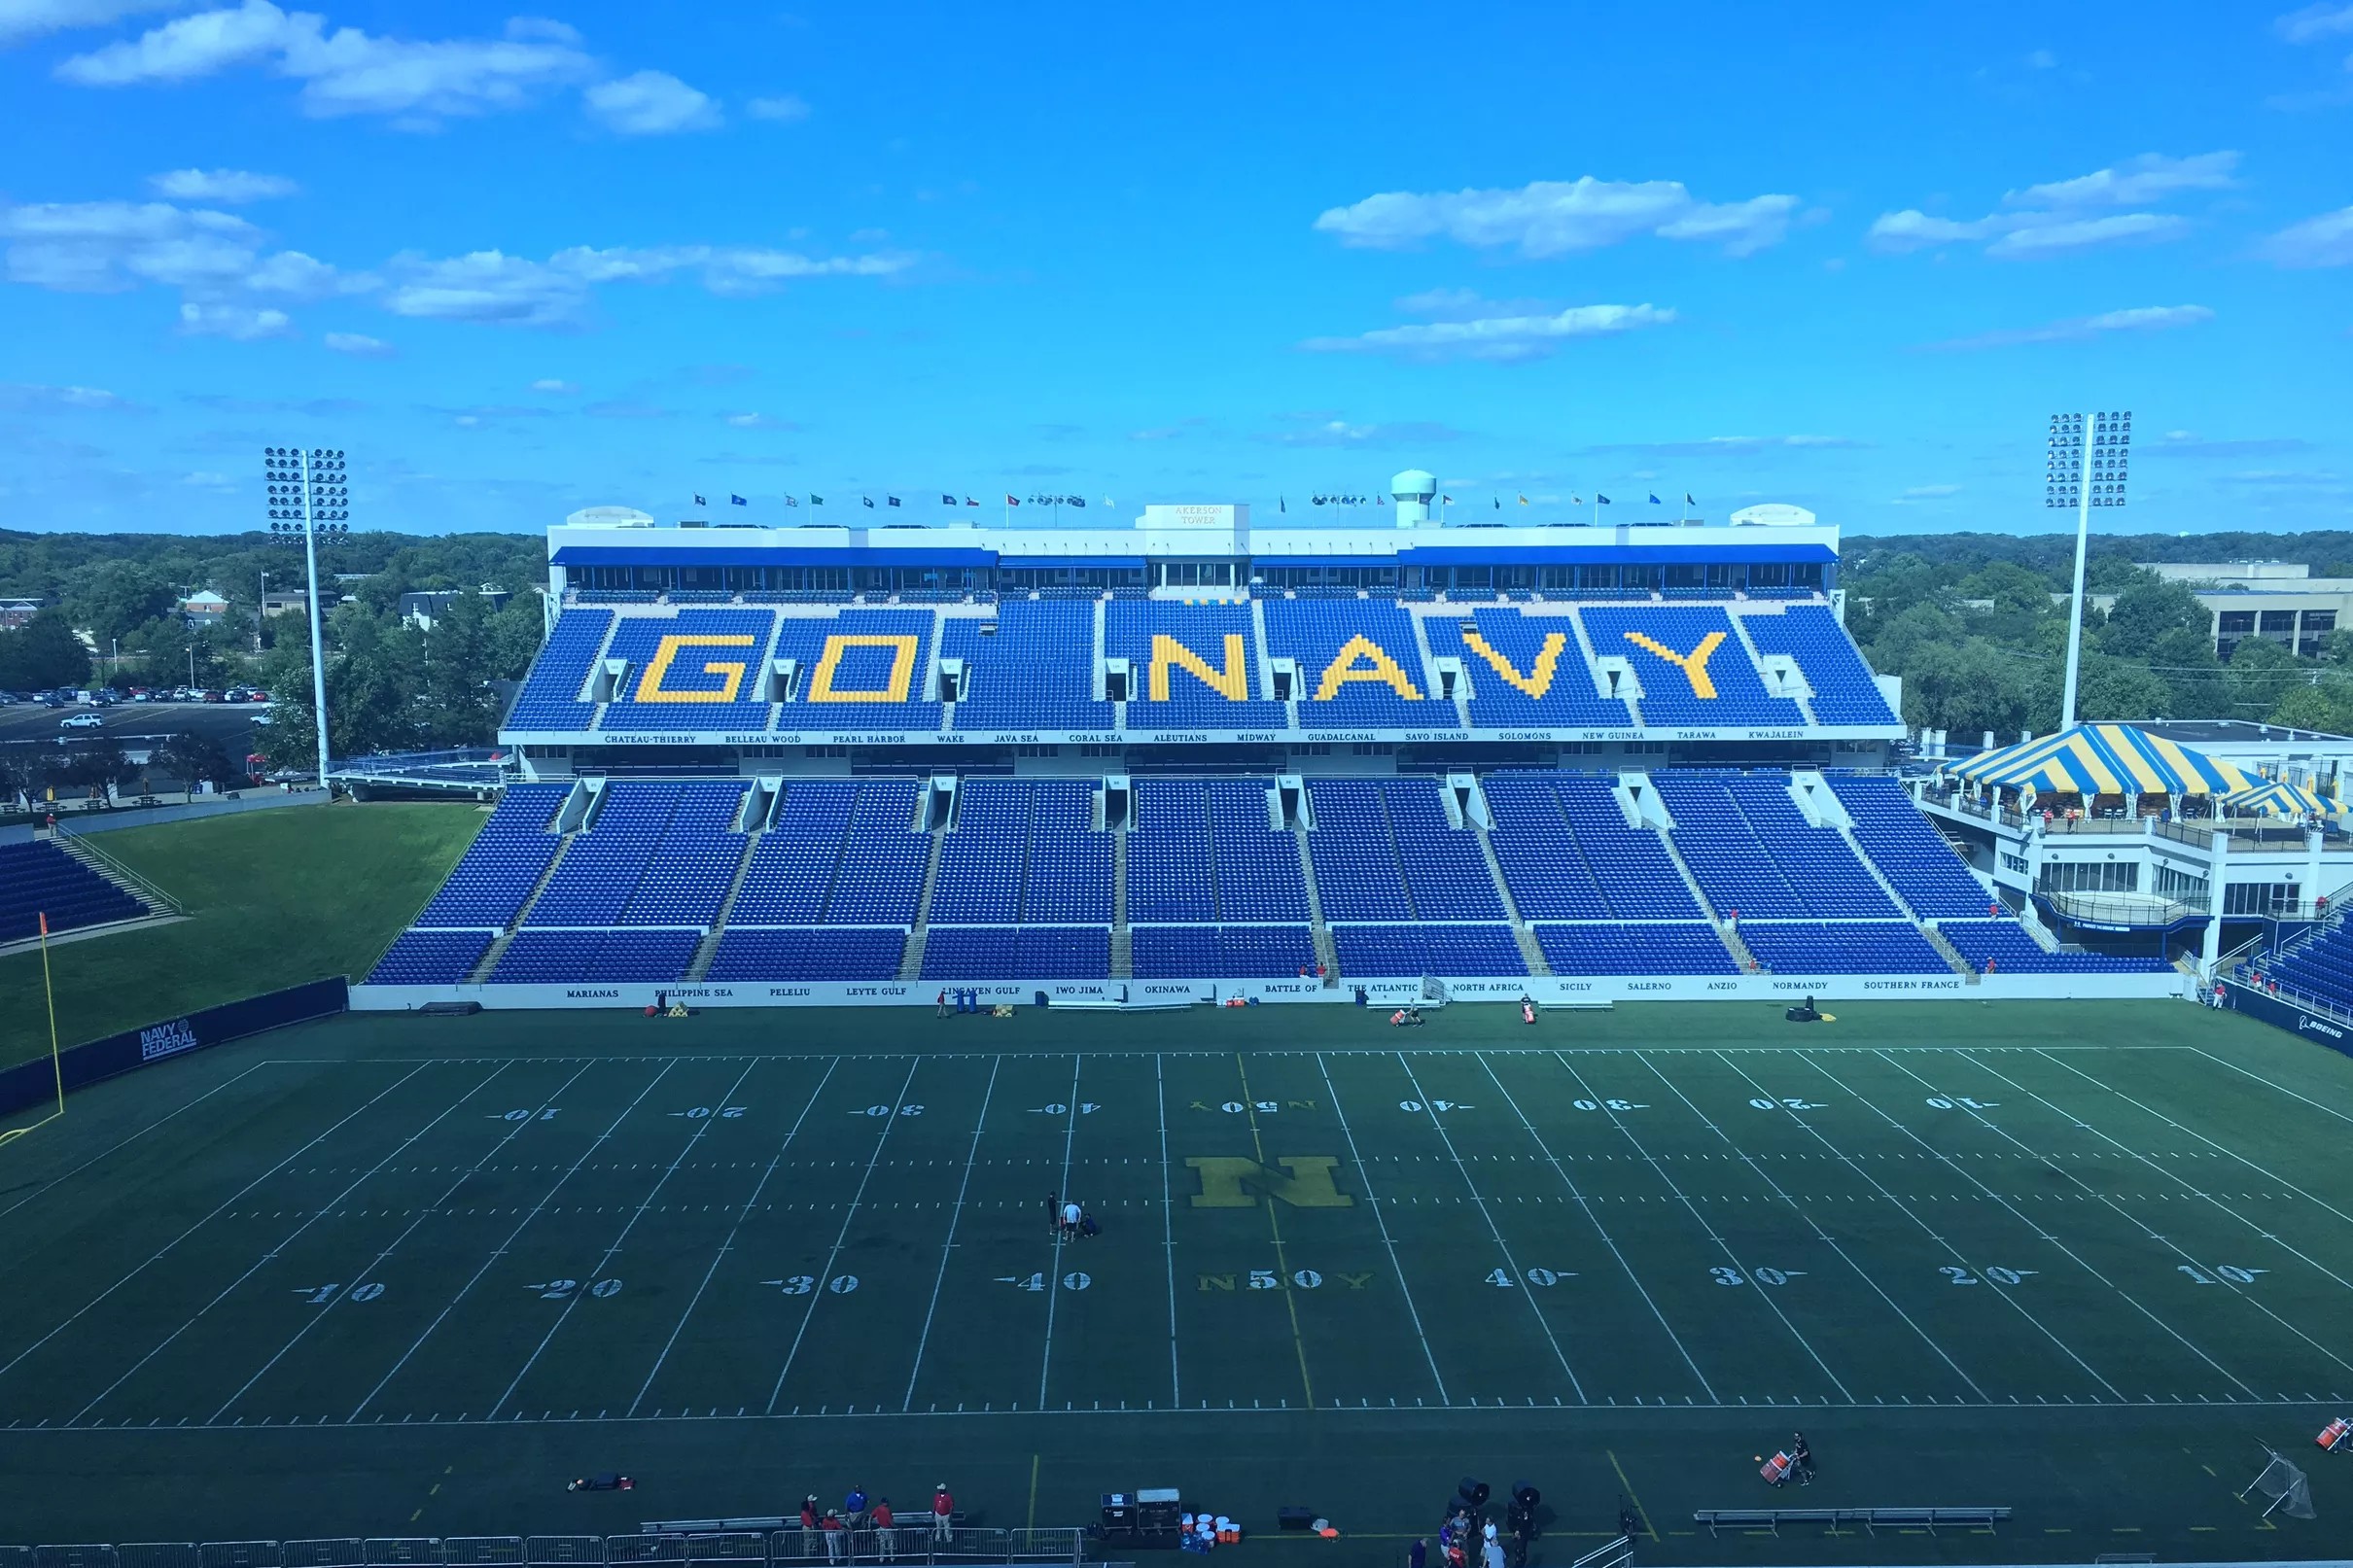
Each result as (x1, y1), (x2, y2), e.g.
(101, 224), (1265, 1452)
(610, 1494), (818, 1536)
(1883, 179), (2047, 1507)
(0, 910), (67, 1149)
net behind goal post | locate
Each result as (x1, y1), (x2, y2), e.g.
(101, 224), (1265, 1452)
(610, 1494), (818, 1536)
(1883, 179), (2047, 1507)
(2239, 1449), (2316, 1519)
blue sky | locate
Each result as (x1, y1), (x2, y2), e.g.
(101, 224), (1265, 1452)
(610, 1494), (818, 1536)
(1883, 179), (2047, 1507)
(1, 0), (2348, 538)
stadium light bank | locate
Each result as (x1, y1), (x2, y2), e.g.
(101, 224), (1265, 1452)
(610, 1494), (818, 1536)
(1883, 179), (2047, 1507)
(263, 446), (349, 789)
(2048, 409), (2131, 730)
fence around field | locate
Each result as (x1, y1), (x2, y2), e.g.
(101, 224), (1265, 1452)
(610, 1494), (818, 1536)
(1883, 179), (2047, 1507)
(0, 1530), (1096, 1568)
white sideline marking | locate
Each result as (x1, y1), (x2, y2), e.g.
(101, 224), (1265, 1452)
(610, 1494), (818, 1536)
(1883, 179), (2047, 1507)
(1036, 1056), (1083, 1411)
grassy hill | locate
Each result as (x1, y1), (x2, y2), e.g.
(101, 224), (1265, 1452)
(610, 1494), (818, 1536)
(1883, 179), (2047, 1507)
(0, 801), (482, 1070)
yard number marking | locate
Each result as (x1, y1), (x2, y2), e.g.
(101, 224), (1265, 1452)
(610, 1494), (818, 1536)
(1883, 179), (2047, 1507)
(1942, 1266), (2038, 1286)
(1924, 1097), (1998, 1109)
(672, 1106), (746, 1119)
(1032, 1103), (1100, 1115)
(294, 1282), (383, 1304)
(1196, 1270), (1375, 1291)
(1396, 1100), (1475, 1113)
(860, 1104), (923, 1117)
(1750, 1098), (1826, 1111)
(491, 1108), (561, 1121)
(762, 1275), (860, 1295)
(1711, 1267), (1803, 1286)
(995, 1272), (1092, 1291)
(529, 1278), (622, 1299)
(1573, 1099), (1644, 1112)
(2178, 1264), (2268, 1285)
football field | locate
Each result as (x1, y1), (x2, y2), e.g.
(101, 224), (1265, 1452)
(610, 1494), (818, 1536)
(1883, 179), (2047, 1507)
(5, 998), (2353, 1561)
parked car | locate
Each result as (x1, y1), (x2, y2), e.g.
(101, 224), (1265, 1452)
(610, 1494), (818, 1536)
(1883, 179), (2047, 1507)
(246, 689), (270, 702)
(59, 713), (104, 729)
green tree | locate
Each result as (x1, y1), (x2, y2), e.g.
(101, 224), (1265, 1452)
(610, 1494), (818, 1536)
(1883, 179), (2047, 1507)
(0, 609), (93, 689)
(1902, 639), (2031, 740)
(2270, 677), (2353, 736)
(65, 562), (176, 645)
(2097, 572), (2210, 660)
(52, 738), (139, 805)
(2222, 637), (2307, 716)
(153, 731), (242, 801)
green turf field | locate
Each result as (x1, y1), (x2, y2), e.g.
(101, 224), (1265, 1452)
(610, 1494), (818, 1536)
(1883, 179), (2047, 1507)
(0, 802), (483, 1070)
(4, 997), (2352, 1562)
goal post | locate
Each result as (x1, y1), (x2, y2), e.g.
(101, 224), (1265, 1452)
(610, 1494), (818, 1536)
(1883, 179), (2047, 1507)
(0, 910), (67, 1150)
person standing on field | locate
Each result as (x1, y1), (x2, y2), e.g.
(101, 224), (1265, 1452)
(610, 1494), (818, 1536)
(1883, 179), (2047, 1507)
(933, 1483), (955, 1543)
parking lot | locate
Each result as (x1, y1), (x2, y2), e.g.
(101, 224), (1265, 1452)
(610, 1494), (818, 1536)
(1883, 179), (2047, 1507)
(0, 699), (273, 753)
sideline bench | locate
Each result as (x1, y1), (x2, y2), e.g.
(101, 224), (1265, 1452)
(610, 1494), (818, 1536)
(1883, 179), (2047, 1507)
(1693, 1506), (2010, 1537)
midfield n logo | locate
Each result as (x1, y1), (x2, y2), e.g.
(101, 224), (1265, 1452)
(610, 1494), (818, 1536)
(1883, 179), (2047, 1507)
(1185, 1155), (1353, 1209)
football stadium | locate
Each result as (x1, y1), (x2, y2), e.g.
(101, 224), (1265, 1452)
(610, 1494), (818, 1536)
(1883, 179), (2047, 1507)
(11, 486), (2353, 1566)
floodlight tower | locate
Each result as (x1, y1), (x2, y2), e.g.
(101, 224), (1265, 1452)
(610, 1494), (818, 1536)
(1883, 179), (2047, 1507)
(2047, 410), (2132, 730)
(263, 446), (350, 789)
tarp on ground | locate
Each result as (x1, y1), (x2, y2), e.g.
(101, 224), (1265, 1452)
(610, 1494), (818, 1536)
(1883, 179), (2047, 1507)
(1945, 722), (2261, 799)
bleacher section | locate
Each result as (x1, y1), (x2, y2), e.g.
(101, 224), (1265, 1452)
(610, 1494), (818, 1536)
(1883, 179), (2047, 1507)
(368, 764), (2177, 993)
(0, 839), (155, 943)
(507, 597), (1903, 739)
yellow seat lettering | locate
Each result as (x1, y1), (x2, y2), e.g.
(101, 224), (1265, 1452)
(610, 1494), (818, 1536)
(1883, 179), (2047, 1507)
(807, 634), (919, 703)
(1462, 630), (1566, 698)
(1623, 629), (1726, 699)
(633, 634), (756, 704)
(1149, 633), (1249, 701)
(1312, 635), (1422, 701)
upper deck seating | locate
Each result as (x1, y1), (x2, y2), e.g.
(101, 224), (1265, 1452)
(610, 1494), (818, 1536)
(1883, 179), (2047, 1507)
(1577, 606), (1805, 728)
(1740, 605), (1899, 725)
(600, 610), (779, 733)
(944, 601), (1111, 732)
(772, 609), (943, 733)
(505, 610), (611, 731)
(1264, 599), (1432, 729)
(1107, 600), (1288, 730)
(1422, 609), (1634, 728)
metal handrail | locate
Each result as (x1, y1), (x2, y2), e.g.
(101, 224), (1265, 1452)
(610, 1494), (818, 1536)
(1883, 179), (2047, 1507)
(50, 824), (184, 917)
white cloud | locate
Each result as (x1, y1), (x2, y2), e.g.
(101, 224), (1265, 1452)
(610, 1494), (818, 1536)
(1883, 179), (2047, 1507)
(1314, 176), (1802, 259)
(177, 299), (294, 337)
(380, 241), (911, 328)
(1262, 415), (1467, 447)
(1925, 302), (2212, 350)
(0, 197), (361, 305)
(583, 69), (719, 134)
(723, 411), (794, 429)
(529, 376), (578, 393)
(149, 167), (298, 202)
(1587, 434), (1866, 455)
(2277, 3), (2353, 43)
(58, 3), (597, 124)
(323, 330), (391, 356)
(0, 381), (136, 411)
(1897, 484), (1963, 501)
(2024, 48), (2056, 68)
(746, 92), (808, 122)
(0, 0), (181, 46)
(1872, 152), (2227, 259)
(2259, 204), (2353, 266)
(1303, 301), (1674, 363)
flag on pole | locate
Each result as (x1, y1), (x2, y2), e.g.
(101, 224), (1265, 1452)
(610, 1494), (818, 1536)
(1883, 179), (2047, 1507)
(1493, 496), (1500, 509)
(942, 493), (956, 505)
(1441, 495), (1453, 505)
(784, 495), (799, 506)
(862, 496), (875, 507)
(1518, 494), (1529, 505)
(1598, 494), (1612, 505)
(1103, 496), (1113, 506)
(1684, 493), (1695, 505)
(1572, 495), (1584, 505)
(729, 494), (747, 505)
(1648, 494), (1661, 505)
(810, 495), (824, 505)
(889, 495), (901, 506)
(693, 493), (707, 506)
(1005, 495), (1020, 506)
(1068, 496), (1086, 508)
(966, 497), (980, 506)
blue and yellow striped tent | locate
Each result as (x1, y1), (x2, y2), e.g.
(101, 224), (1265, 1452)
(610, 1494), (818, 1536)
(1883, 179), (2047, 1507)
(2218, 778), (2335, 819)
(1945, 722), (2261, 800)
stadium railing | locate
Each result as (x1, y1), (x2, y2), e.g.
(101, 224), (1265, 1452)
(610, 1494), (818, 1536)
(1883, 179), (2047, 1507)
(0, 1530), (1096, 1568)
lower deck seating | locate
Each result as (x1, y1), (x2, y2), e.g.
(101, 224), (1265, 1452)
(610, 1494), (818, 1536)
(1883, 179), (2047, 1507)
(921, 925), (1110, 979)
(368, 929), (494, 985)
(708, 927), (907, 981)
(1132, 925), (1317, 978)
(1331, 923), (1526, 976)
(491, 929), (700, 984)
(0, 840), (150, 942)
(1939, 919), (2172, 974)
(1738, 922), (1949, 975)
(1535, 923), (1737, 975)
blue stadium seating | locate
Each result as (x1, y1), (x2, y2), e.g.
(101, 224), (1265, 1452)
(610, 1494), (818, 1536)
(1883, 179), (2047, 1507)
(600, 610), (778, 732)
(492, 928), (699, 983)
(1264, 598), (1433, 728)
(1535, 923), (1737, 975)
(825, 780), (930, 923)
(1380, 777), (1506, 918)
(368, 929), (493, 984)
(1577, 606), (1806, 728)
(1206, 780), (1311, 919)
(1024, 781), (1114, 922)
(921, 924), (1110, 979)
(708, 926), (907, 981)
(1651, 772), (1895, 919)
(413, 783), (572, 928)
(617, 782), (750, 926)
(1830, 776), (1996, 918)
(0, 840), (151, 943)
(1741, 605), (1900, 725)
(1940, 920), (2173, 975)
(1484, 773), (1610, 919)
(1738, 922), (1950, 974)
(1554, 774), (1705, 919)
(1130, 779), (1216, 922)
(1330, 923), (1526, 976)
(772, 609), (944, 733)
(1131, 924), (1318, 978)
(1107, 601), (1288, 730)
(944, 601), (1111, 732)
(1422, 610), (1634, 728)
(505, 610), (611, 730)
(1305, 781), (1415, 919)
(526, 782), (749, 929)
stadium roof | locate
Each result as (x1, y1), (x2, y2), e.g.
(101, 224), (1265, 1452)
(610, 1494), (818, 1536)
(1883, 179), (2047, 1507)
(1945, 722), (2262, 798)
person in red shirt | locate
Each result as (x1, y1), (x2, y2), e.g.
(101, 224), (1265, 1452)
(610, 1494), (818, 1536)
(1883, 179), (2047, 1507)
(819, 1512), (845, 1564)
(871, 1498), (896, 1562)
(932, 1484), (955, 1543)
(799, 1498), (820, 1558)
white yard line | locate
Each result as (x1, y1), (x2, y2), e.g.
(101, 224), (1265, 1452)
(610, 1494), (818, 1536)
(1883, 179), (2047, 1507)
(1791, 1051), (2126, 1400)
(1473, 1052), (1717, 1403)
(900, 1056), (1000, 1412)
(1036, 1057), (1084, 1411)
(0, 1061), (436, 1389)
(1392, 1051), (1587, 1404)
(487, 1060), (764, 1420)
(762, 1058), (923, 1414)
(1871, 1050), (2275, 1398)
(1553, 1050), (1854, 1402)
(629, 1057), (842, 1418)
(1156, 1053), (1179, 1411)
(208, 1062), (597, 1422)
(1312, 1052), (1451, 1406)
(2185, 1043), (2353, 1130)
(344, 1061), (677, 1423)
(68, 1063), (509, 1425)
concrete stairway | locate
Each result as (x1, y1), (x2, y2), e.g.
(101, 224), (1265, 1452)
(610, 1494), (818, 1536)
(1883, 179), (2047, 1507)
(1293, 823), (1341, 984)
(684, 830), (764, 982)
(1471, 823), (1552, 976)
(465, 831), (575, 983)
(1918, 923), (1978, 980)
(897, 831), (948, 981)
